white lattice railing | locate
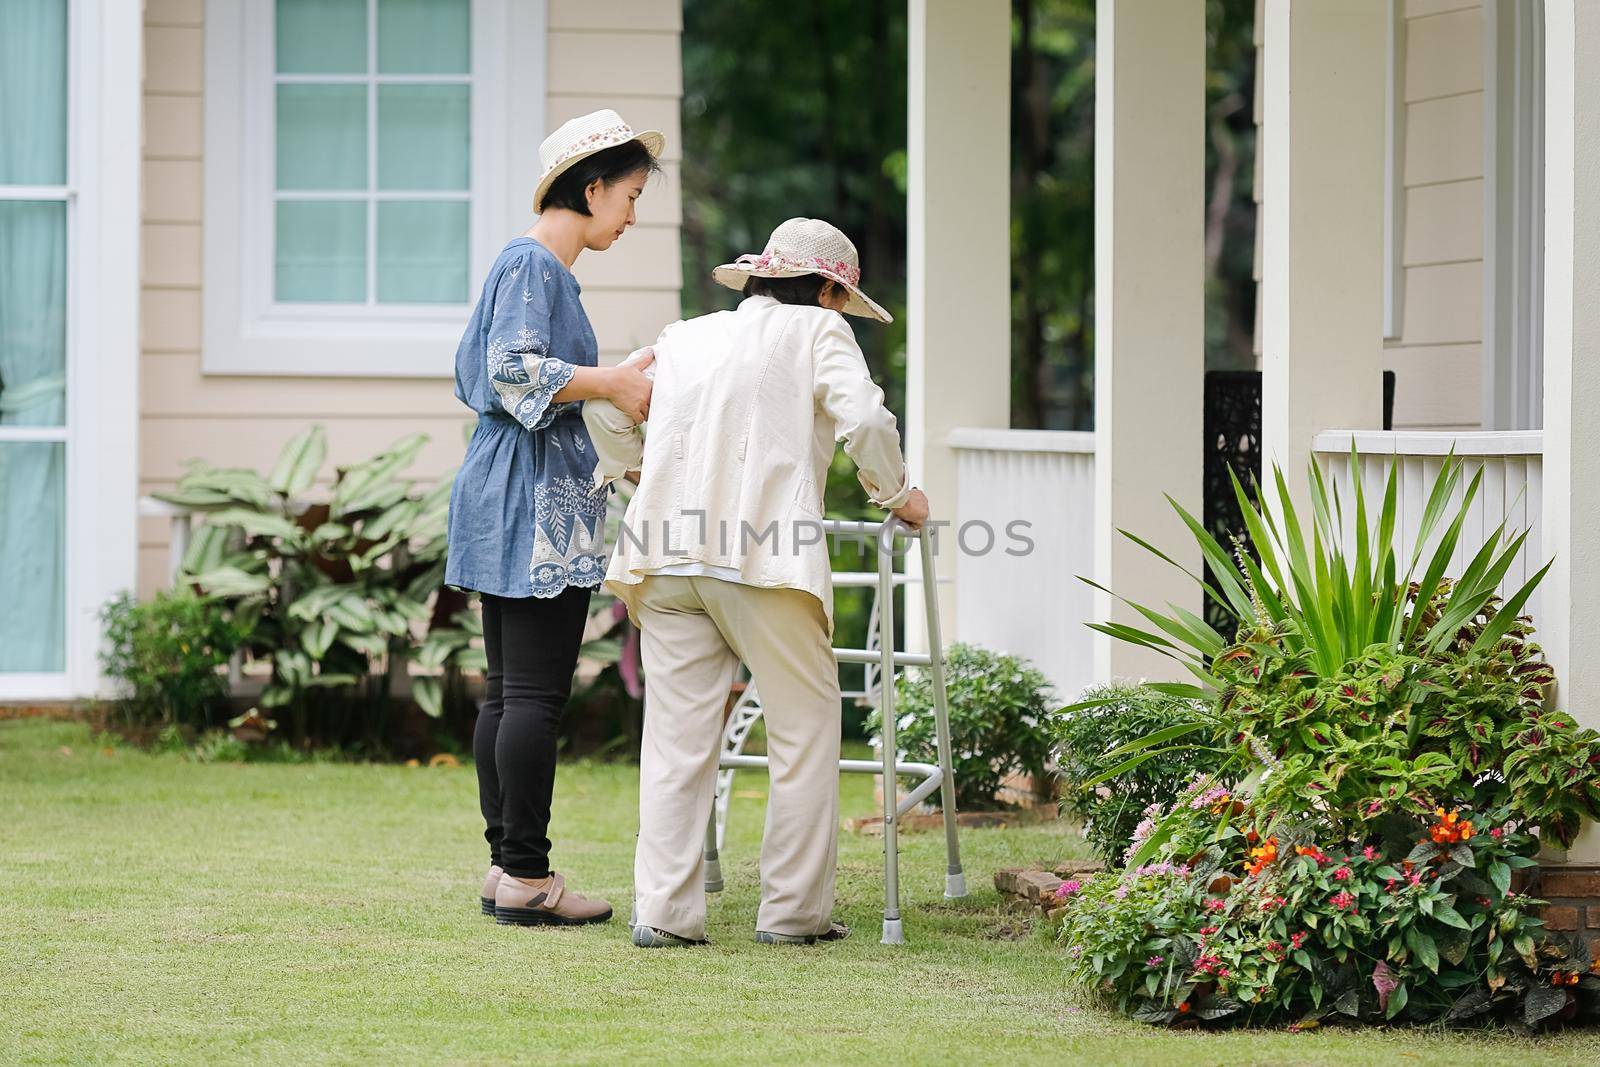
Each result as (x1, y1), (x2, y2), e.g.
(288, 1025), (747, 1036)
(1312, 430), (1545, 625)
(948, 428), (1096, 701)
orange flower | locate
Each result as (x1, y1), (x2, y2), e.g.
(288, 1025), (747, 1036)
(1245, 836), (1280, 877)
(1429, 808), (1474, 845)
(1177, 1002), (1191, 1014)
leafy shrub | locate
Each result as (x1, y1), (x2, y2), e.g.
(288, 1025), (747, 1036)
(155, 426), (482, 748)
(1052, 683), (1228, 864)
(868, 642), (1054, 810)
(98, 590), (251, 731)
(1056, 450), (1600, 1030)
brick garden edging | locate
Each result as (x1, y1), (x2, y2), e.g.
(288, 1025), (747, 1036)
(994, 860), (1103, 920)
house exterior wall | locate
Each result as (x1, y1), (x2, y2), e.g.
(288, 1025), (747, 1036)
(136, 0), (683, 598)
(1253, 0), (1489, 431)
(1388, 0), (1484, 430)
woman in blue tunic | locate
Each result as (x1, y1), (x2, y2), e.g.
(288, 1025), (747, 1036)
(447, 110), (662, 926)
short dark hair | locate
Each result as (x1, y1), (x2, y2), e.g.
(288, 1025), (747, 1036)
(742, 273), (830, 307)
(539, 139), (662, 214)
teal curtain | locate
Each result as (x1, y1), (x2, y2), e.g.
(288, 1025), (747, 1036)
(0, 0), (68, 674)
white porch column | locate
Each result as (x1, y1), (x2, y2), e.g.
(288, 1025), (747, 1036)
(1259, 0), (1387, 508)
(1092, 0), (1205, 682)
(1540, 0), (1600, 862)
(906, 0), (1010, 647)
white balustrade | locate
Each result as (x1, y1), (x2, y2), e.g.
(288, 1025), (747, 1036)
(1312, 431), (1545, 625)
(948, 428), (1096, 701)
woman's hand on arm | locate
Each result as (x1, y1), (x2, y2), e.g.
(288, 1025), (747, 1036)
(552, 349), (655, 422)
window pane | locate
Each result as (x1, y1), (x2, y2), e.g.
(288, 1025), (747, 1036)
(0, 442), (65, 672)
(277, 201), (367, 303)
(377, 201), (468, 304)
(0, 0), (67, 184)
(378, 0), (470, 74)
(277, 0), (367, 75)
(377, 85), (469, 191)
(0, 201), (67, 428)
(277, 84), (368, 191)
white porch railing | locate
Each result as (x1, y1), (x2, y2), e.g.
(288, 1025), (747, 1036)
(947, 428), (1096, 702)
(947, 428), (1547, 703)
(1312, 430), (1545, 625)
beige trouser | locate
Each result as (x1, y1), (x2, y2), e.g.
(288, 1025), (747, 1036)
(631, 574), (842, 941)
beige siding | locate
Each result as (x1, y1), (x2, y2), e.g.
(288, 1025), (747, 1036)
(1403, 178), (1482, 264)
(1387, 0), (1485, 430)
(1250, 1), (1486, 428)
(137, 1), (684, 598)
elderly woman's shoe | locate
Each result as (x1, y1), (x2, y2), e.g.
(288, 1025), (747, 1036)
(494, 871), (613, 926)
(631, 924), (709, 948)
(754, 921), (850, 945)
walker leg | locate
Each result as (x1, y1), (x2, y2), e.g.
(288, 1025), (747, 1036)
(703, 809), (724, 893)
(919, 534), (966, 899)
(878, 523), (904, 943)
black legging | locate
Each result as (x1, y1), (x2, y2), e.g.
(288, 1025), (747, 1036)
(473, 586), (593, 879)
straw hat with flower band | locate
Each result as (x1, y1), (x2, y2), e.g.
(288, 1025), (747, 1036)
(711, 217), (893, 323)
(533, 108), (665, 213)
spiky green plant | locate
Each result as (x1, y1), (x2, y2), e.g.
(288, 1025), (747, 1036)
(1063, 448), (1600, 858)
(1083, 448), (1548, 697)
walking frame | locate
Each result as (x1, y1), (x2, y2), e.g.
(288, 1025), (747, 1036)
(702, 517), (966, 944)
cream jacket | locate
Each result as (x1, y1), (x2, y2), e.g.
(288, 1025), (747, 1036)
(584, 295), (911, 632)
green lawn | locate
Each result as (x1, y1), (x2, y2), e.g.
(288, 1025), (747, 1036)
(4, 719), (1599, 1065)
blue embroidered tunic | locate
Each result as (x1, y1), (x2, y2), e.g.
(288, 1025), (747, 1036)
(445, 238), (609, 598)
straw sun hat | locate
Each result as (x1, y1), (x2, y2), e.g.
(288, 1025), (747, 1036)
(533, 108), (665, 213)
(711, 217), (892, 323)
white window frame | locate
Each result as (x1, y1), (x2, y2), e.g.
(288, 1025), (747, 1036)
(204, 0), (545, 377)
(0, 0), (141, 701)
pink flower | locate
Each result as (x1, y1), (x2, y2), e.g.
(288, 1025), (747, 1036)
(1054, 879), (1083, 900)
(1204, 897), (1227, 912)
(1290, 931), (1308, 948)
(1146, 955), (1165, 967)
(1330, 890), (1357, 912)
(1362, 845), (1379, 861)
(1199, 925), (1219, 937)
(1490, 827), (1504, 839)
(1407, 871), (1423, 887)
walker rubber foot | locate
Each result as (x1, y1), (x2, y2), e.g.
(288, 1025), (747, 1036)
(945, 871), (968, 899)
(704, 856), (724, 894)
(881, 917), (905, 945)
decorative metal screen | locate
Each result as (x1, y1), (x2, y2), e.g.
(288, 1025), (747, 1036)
(1201, 371), (1395, 635)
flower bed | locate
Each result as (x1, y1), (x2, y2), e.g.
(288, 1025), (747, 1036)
(1053, 452), (1600, 1031)
(1053, 792), (1599, 1027)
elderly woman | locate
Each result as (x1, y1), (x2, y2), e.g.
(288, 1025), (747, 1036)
(446, 110), (661, 927)
(585, 218), (929, 947)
